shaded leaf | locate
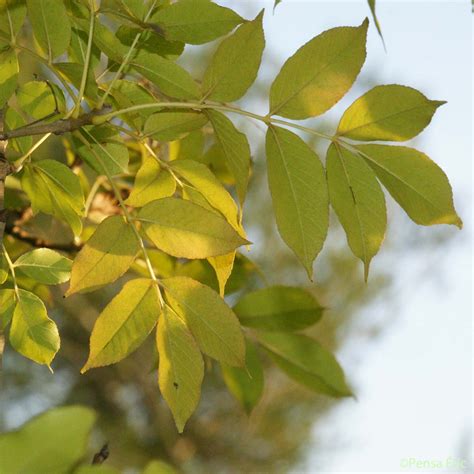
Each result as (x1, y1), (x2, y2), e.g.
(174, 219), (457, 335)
(221, 339), (264, 414)
(14, 248), (72, 285)
(17, 81), (66, 119)
(138, 197), (248, 259)
(337, 85), (445, 141)
(67, 216), (140, 296)
(9, 290), (59, 367)
(269, 19), (368, 119)
(161, 276), (245, 366)
(202, 10), (265, 102)
(367, 0), (385, 46)
(257, 332), (352, 397)
(142, 460), (178, 474)
(143, 111), (207, 141)
(234, 286), (323, 331)
(357, 144), (462, 228)
(157, 305), (204, 432)
(265, 126), (328, 278)
(82, 279), (160, 371)
(5, 108), (32, 154)
(0, 48), (18, 107)
(0, 0), (26, 42)
(54, 62), (100, 102)
(0, 289), (15, 329)
(326, 143), (386, 279)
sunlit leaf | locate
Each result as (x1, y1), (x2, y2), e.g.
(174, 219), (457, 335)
(67, 216), (140, 296)
(202, 10), (265, 102)
(0, 48), (18, 107)
(125, 156), (176, 208)
(17, 81), (66, 119)
(21, 159), (85, 236)
(9, 289), (59, 367)
(357, 144), (462, 228)
(82, 279), (160, 371)
(27, 0), (71, 59)
(14, 248), (72, 285)
(157, 305), (204, 432)
(234, 286), (323, 331)
(257, 332), (352, 397)
(161, 276), (245, 366)
(150, 0), (244, 45)
(0, 289), (15, 329)
(5, 108), (32, 154)
(326, 143), (386, 279)
(265, 126), (328, 278)
(138, 197), (248, 259)
(0, 406), (96, 474)
(221, 339), (264, 414)
(337, 85), (445, 141)
(206, 110), (251, 204)
(269, 19), (368, 119)
(208, 252), (235, 297)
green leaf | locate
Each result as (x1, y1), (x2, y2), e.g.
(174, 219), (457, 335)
(54, 62), (100, 102)
(21, 160), (85, 236)
(233, 286), (323, 332)
(170, 159), (242, 233)
(337, 85), (445, 141)
(142, 460), (178, 474)
(130, 51), (200, 99)
(265, 126), (328, 278)
(143, 111), (208, 141)
(125, 156), (176, 208)
(150, 0), (244, 45)
(0, 0), (27, 42)
(161, 276), (245, 366)
(9, 289), (60, 367)
(68, 26), (101, 68)
(0, 48), (18, 107)
(14, 248), (72, 285)
(257, 332), (352, 397)
(221, 339), (264, 414)
(273, 0), (282, 10)
(367, 0), (384, 46)
(5, 108), (32, 154)
(17, 81), (66, 119)
(326, 143), (386, 279)
(73, 126), (129, 176)
(202, 10), (265, 102)
(0, 289), (15, 329)
(67, 216), (140, 296)
(27, 0), (71, 59)
(82, 279), (160, 372)
(75, 466), (120, 474)
(357, 144), (462, 228)
(138, 197), (248, 259)
(206, 110), (251, 204)
(0, 251), (8, 284)
(207, 252), (235, 297)
(169, 130), (204, 161)
(0, 406), (96, 474)
(269, 19), (368, 119)
(157, 305), (204, 432)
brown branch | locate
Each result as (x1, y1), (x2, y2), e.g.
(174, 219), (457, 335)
(0, 107), (111, 141)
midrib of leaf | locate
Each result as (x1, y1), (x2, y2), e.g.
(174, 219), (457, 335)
(334, 144), (369, 277)
(270, 31), (363, 116)
(39, 0), (52, 60)
(16, 262), (69, 271)
(270, 127), (309, 268)
(85, 131), (128, 173)
(36, 170), (72, 226)
(340, 102), (440, 135)
(6, 1), (15, 40)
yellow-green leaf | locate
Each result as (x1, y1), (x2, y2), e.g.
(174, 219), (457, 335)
(21, 160), (85, 236)
(130, 51), (200, 100)
(0, 0), (27, 42)
(337, 85), (445, 141)
(151, 0), (243, 45)
(206, 110), (251, 204)
(82, 279), (160, 372)
(0, 251), (8, 284)
(221, 339), (264, 414)
(257, 332), (352, 397)
(161, 276), (245, 366)
(202, 10), (265, 102)
(233, 286), (323, 332)
(326, 143), (386, 279)
(142, 460), (178, 474)
(0, 48), (18, 107)
(0, 289), (15, 329)
(157, 305), (204, 432)
(9, 290), (59, 367)
(367, 0), (384, 46)
(67, 216), (140, 296)
(17, 81), (66, 119)
(269, 19), (368, 119)
(143, 111), (207, 142)
(357, 144), (462, 228)
(208, 252), (235, 297)
(27, 0), (71, 59)
(138, 197), (248, 259)
(14, 248), (72, 285)
(125, 157), (176, 208)
(265, 126), (328, 279)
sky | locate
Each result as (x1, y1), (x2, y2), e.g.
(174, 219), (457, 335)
(222, 1), (472, 472)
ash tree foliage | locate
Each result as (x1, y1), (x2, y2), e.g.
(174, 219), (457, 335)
(0, 0), (461, 433)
